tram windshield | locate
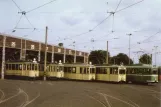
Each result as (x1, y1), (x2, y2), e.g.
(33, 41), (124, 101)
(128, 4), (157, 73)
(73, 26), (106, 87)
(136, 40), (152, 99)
(119, 69), (126, 74)
(152, 69), (158, 74)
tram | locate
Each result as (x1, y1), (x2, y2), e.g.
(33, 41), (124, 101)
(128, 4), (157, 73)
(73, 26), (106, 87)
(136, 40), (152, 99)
(63, 62), (96, 80)
(46, 60), (64, 79)
(5, 60), (39, 80)
(126, 64), (158, 83)
(95, 64), (127, 82)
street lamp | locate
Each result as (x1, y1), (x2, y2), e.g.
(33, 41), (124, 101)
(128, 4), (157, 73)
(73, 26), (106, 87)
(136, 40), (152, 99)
(127, 33), (132, 65)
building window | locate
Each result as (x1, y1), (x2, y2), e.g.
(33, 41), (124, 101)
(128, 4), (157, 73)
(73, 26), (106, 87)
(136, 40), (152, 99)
(69, 50), (72, 54)
(79, 52), (82, 56)
(11, 42), (16, 47)
(58, 48), (61, 52)
(31, 45), (35, 50)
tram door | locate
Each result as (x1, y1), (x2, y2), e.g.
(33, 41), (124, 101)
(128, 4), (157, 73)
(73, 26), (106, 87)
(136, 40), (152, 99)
(57, 66), (64, 78)
(118, 68), (126, 82)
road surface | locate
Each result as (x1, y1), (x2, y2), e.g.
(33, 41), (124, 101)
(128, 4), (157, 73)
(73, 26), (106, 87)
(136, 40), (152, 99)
(0, 80), (160, 107)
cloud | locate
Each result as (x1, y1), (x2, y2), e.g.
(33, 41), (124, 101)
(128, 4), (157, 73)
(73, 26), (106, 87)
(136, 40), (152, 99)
(0, 0), (161, 65)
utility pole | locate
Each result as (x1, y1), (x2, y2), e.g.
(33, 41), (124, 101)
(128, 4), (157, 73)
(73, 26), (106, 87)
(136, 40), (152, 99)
(154, 46), (158, 66)
(106, 41), (109, 64)
(1, 35), (6, 80)
(127, 33), (132, 65)
(44, 26), (48, 81)
(74, 46), (76, 63)
(63, 48), (66, 63)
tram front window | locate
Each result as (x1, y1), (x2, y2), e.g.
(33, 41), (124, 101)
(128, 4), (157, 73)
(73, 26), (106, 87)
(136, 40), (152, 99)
(119, 69), (126, 74)
(153, 70), (158, 74)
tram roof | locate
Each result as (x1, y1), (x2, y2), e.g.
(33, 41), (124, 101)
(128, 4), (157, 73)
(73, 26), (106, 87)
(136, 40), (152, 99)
(94, 64), (124, 67)
(6, 61), (38, 64)
(63, 63), (95, 67)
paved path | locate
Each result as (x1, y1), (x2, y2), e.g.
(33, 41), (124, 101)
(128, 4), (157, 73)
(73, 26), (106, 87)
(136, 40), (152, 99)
(0, 80), (160, 107)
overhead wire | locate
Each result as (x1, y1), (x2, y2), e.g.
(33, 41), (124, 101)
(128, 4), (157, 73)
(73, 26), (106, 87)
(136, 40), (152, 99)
(11, 0), (22, 11)
(114, 0), (123, 12)
(60, 13), (112, 41)
(26, 0), (56, 13)
(75, 0), (145, 53)
(140, 30), (161, 43)
(90, 13), (112, 31)
(110, 0), (123, 32)
(11, 0), (55, 30)
(115, 0), (144, 13)
(14, 14), (23, 28)
(24, 15), (35, 29)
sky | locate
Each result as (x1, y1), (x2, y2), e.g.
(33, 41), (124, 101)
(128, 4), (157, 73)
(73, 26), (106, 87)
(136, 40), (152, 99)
(0, 0), (161, 65)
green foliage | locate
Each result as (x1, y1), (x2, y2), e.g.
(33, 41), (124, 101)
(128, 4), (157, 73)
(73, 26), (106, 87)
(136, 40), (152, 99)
(89, 50), (110, 64)
(139, 54), (152, 64)
(58, 43), (63, 47)
(110, 53), (133, 65)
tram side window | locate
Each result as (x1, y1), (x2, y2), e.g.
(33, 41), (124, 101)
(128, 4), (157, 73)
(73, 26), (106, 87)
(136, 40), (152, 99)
(84, 68), (87, 74)
(80, 68), (82, 74)
(139, 68), (144, 74)
(110, 68), (113, 74)
(126, 68), (130, 74)
(104, 68), (107, 74)
(131, 69), (136, 74)
(53, 66), (55, 71)
(64, 67), (67, 73)
(56, 66), (59, 72)
(113, 68), (118, 74)
(87, 68), (90, 74)
(19, 64), (22, 70)
(58, 66), (63, 72)
(12, 64), (16, 70)
(100, 68), (103, 74)
(31, 64), (34, 70)
(142, 68), (147, 75)
(35, 64), (38, 71)
(96, 68), (99, 74)
(91, 68), (95, 73)
(27, 64), (31, 70)
(23, 64), (26, 70)
(72, 67), (76, 73)
(16, 64), (19, 70)
(153, 70), (158, 74)
(119, 69), (125, 74)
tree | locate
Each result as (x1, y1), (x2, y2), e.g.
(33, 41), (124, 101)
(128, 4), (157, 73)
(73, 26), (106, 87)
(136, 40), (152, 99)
(58, 43), (63, 47)
(89, 50), (110, 64)
(139, 54), (151, 64)
(110, 53), (133, 65)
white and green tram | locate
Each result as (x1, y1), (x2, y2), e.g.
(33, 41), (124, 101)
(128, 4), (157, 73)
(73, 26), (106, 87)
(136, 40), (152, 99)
(63, 63), (96, 81)
(126, 65), (158, 83)
(95, 64), (127, 82)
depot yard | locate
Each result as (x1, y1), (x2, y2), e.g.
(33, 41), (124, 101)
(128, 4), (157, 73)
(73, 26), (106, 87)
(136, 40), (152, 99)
(0, 80), (160, 107)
